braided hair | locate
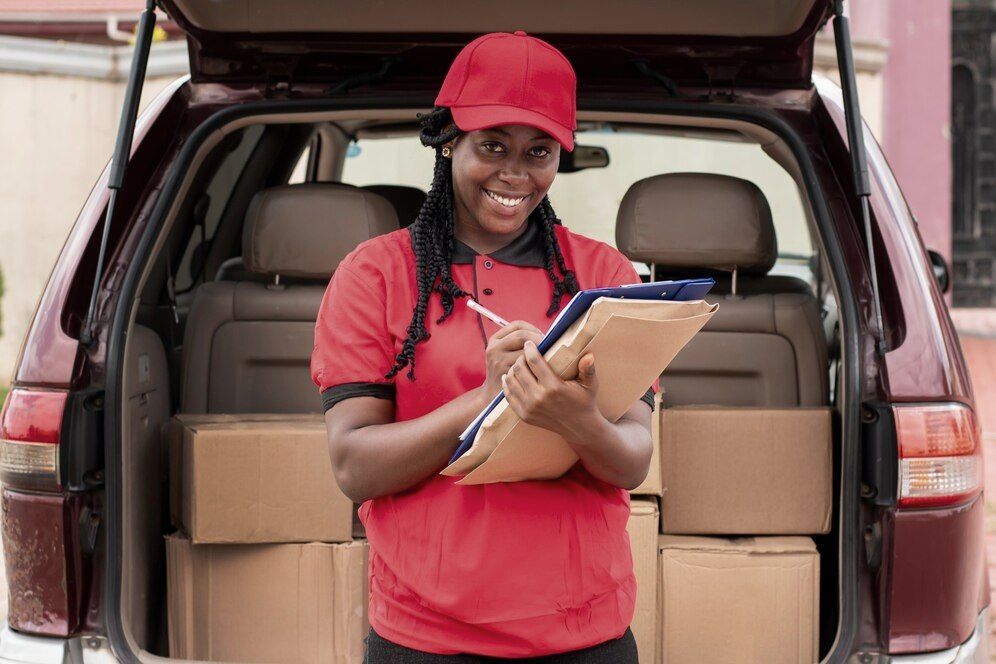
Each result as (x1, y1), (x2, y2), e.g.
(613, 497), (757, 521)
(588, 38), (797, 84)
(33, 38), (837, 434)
(386, 107), (579, 381)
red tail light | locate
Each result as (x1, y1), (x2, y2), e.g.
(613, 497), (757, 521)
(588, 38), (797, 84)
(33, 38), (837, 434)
(0, 388), (66, 492)
(0, 388), (82, 636)
(896, 403), (982, 508)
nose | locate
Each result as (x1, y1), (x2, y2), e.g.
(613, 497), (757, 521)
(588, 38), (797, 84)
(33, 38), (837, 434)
(498, 154), (529, 188)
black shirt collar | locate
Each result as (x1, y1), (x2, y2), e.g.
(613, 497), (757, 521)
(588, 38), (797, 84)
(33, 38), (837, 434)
(408, 220), (547, 268)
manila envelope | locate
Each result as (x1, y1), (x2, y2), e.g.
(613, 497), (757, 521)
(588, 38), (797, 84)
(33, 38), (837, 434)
(442, 298), (717, 484)
(443, 297), (679, 477)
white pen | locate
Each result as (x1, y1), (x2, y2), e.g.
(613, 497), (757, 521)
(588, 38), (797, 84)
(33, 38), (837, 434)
(467, 298), (511, 327)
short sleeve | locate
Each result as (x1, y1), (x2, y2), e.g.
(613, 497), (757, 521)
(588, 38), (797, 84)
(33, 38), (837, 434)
(603, 254), (660, 410)
(311, 263), (396, 412)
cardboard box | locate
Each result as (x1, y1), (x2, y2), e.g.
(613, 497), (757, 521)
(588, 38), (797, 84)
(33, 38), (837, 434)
(631, 391), (663, 496)
(661, 407), (832, 535)
(626, 498), (660, 663)
(169, 413), (353, 543)
(659, 536), (819, 664)
(167, 535), (369, 663)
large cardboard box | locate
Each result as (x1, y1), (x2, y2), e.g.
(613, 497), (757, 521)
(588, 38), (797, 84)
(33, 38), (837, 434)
(658, 536), (819, 664)
(631, 391), (663, 496)
(626, 498), (660, 663)
(169, 414), (352, 543)
(166, 535), (369, 663)
(661, 407), (832, 535)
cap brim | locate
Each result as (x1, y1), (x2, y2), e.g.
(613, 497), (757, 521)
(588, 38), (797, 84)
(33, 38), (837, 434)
(450, 105), (575, 152)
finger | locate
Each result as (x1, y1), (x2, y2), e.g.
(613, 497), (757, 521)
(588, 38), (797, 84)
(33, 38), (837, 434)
(522, 340), (559, 387)
(492, 329), (535, 353)
(492, 320), (542, 342)
(511, 355), (541, 390)
(502, 374), (526, 419)
(577, 353), (598, 391)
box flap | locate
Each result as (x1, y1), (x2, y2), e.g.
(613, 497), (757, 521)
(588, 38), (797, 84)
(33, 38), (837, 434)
(660, 534), (817, 555)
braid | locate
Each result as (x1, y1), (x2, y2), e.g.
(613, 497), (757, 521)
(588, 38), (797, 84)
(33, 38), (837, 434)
(386, 107), (579, 380)
(533, 196), (580, 316)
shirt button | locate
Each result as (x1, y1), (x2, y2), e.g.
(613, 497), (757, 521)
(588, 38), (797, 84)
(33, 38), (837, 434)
(483, 260), (494, 270)
(483, 288), (494, 296)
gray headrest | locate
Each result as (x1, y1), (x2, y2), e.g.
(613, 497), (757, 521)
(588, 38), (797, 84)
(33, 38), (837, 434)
(242, 183), (399, 279)
(616, 173), (777, 275)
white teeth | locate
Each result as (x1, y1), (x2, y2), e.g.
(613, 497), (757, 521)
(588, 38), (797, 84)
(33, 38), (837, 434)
(485, 190), (526, 208)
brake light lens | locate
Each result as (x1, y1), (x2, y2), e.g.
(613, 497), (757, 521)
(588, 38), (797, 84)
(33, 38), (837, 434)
(896, 403), (982, 508)
(0, 388), (66, 492)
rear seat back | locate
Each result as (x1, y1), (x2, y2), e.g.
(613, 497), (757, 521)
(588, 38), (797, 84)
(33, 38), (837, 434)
(180, 183), (399, 413)
(616, 173), (828, 407)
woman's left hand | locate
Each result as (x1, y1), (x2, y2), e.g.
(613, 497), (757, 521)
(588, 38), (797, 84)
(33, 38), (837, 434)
(502, 340), (602, 441)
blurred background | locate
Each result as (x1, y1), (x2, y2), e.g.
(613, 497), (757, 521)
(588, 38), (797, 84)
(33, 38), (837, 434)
(0, 0), (995, 647)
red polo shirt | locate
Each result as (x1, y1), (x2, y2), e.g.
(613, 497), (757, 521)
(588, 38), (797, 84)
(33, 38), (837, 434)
(311, 220), (655, 658)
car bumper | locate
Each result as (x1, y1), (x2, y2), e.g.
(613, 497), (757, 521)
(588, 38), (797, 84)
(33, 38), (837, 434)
(886, 606), (990, 663)
(0, 608), (989, 663)
(0, 629), (113, 663)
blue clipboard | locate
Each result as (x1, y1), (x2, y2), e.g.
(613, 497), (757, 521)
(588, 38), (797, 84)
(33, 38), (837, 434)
(449, 277), (715, 464)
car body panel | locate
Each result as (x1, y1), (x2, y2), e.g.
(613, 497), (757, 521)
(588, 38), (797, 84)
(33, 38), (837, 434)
(158, 0), (831, 88)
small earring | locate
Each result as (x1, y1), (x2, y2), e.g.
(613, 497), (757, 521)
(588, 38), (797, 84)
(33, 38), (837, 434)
(441, 146), (451, 158)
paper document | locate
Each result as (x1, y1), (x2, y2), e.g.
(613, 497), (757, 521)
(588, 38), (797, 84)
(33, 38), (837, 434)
(442, 279), (717, 485)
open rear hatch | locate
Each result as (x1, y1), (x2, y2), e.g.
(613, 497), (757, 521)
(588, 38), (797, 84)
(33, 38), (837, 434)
(158, 0), (833, 91)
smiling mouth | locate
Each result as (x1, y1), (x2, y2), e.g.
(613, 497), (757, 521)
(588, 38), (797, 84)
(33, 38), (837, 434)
(483, 189), (530, 208)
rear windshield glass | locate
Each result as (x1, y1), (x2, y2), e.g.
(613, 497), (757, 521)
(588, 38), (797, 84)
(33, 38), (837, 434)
(341, 128), (813, 278)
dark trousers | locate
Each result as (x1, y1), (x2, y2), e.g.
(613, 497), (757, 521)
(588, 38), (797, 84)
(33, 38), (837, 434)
(363, 627), (639, 664)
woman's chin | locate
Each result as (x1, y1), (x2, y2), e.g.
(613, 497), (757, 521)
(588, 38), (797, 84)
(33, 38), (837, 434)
(482, 216), (529, 234)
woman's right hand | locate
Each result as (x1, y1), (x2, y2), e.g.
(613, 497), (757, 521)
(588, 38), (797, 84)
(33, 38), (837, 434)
(482, 320), (544, 402)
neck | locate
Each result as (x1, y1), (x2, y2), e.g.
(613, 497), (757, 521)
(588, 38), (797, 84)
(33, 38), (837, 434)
(452, 209), (530, 255)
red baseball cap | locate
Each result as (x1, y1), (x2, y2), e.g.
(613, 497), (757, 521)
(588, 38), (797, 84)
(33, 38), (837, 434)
(435, 31), (577, 152)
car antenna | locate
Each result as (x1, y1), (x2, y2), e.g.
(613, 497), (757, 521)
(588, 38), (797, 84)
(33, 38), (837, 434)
(80, 0), (158, 348)
(833, 0), (888, 358)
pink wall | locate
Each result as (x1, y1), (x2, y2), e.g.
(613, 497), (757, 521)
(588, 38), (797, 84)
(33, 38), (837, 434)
(879, 1), (953, 260)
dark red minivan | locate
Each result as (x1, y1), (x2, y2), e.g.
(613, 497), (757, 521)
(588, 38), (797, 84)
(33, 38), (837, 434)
(0, 1), (988, 662)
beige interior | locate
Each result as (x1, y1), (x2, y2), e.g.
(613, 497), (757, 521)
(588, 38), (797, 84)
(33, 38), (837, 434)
(616, 172), (829, 407)
(119, 107), (843, 662)
(180, 183), (399, 414)
(167, 0), (819, 37)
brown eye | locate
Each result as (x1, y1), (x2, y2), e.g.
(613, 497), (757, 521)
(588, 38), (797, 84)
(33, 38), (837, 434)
(482, 142), (505, 153)
(530, 146), (552, 158)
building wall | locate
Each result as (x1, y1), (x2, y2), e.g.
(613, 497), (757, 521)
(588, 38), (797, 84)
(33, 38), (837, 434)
(0, 65), (179, 383)
(880, 1), (953, 260)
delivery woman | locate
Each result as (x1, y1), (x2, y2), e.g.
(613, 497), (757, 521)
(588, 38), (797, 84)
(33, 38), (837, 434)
(311, 31), (654, 663)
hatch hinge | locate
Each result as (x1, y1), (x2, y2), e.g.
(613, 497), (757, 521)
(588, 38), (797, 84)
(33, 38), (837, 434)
(261, 55), (302, 98)
(703, 63), (742, 101)
(833, 0), (888, 357)
(860, 401), (897, 507)
(61, 387), (106, 491)
(79, 0), (158, 348)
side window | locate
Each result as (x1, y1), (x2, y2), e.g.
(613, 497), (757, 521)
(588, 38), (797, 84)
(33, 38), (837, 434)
(340, 135), (434, 190)
(288, 134), (318, 184)
(548, 130), (814, 284)
(174, 124), (265, 292)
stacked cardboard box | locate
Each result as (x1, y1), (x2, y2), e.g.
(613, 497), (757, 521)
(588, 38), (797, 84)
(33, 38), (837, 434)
(626, 498), (661, 662)
(628, 404), (833, 664)
(166, 414), (366, 663)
